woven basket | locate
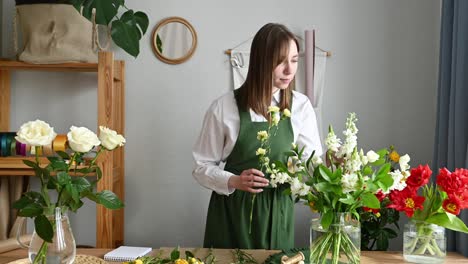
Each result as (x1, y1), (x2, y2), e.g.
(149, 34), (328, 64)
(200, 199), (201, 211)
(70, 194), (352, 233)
(8, 254), (108, 264)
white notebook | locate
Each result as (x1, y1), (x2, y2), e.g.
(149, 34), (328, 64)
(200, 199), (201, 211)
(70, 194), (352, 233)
(104, 246), (152, 261)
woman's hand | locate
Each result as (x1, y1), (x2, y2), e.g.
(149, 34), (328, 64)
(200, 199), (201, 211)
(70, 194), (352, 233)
(228, 168), (270, 193)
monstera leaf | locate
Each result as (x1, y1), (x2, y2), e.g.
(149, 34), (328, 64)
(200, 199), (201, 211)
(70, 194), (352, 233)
(68, 0), (148, 57)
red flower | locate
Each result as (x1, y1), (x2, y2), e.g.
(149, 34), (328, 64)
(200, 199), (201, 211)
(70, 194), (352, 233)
(406, 164), (432, 188)
(443, 195), (462, 215)
(436, 168), (468, 196)
(375, 190), (386, 201)
(387, 188), (425, 217)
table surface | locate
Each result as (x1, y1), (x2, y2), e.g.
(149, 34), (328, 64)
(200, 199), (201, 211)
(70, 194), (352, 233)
(0, 248), (467, 264)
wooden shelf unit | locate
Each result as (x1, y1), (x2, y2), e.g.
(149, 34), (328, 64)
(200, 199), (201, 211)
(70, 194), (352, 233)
(0, 52), (125, 248)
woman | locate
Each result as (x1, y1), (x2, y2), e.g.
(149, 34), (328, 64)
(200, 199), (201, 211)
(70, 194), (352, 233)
(192, 23), (322, 250)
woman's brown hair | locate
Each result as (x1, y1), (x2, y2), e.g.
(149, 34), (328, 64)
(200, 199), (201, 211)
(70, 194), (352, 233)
(237, 23), (299, 119)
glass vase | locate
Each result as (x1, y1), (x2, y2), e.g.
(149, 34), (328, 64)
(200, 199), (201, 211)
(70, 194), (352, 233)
(310, 212), (361, 264)
(20, 207), (76, 264)
(403, 220), (446, 264)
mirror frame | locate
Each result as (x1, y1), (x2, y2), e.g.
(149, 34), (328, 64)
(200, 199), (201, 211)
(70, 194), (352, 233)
(151, 17), (198, 65)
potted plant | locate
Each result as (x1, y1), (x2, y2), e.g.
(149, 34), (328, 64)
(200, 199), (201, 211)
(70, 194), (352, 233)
(15, 0), (149, 58)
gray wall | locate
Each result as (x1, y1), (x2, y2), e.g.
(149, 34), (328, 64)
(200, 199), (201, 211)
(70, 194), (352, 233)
(1, 0), (441, 250)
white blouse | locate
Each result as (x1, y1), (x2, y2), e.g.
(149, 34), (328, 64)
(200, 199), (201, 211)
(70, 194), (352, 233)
(192, 90), (323, 195)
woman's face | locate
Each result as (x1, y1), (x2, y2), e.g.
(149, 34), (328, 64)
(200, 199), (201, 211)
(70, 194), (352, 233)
(272, 39), (299, 93)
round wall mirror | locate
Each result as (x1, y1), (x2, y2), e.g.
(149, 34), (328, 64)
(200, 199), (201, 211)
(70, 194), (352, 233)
(151, 17), (198, 64)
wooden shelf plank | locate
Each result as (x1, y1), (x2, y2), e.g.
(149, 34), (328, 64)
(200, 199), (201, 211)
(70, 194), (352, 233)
(0, 59), (98, 72)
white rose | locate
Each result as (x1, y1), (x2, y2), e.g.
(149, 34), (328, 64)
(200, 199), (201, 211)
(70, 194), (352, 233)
(283, 108), (291, 117)
(366, 150), (380, 163)
(67, 126), (101, 153)
(15, 120), (57, 146)
(99, 126), (126, 150)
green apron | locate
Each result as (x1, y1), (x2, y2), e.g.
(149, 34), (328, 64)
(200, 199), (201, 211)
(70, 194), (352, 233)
(203, 91), (294, 250)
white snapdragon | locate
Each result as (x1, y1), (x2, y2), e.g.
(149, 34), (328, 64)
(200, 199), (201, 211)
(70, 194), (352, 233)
(67, 126), (101, 153)
(255, 148), (266, 156)
(337, 132), (357, 158)
(312, 155), (323, 166)
(399, 154), (411, 171)
(287, 156), (303, 173)
(272, 113), (280, 126)
(267, 106), (280, 113)
(341, 173), (359, 193)
(325, 127), (341, 152)
(270, 172), (290, 187)
(345, 151), (362, 173)
(15, 120), (57, 146)
(289, 177), (310, 196)
(366, 150), (380, 163)
(336, 113), (358, 158)
(99, 126), (126, 150)
(257, 130), (269, 141)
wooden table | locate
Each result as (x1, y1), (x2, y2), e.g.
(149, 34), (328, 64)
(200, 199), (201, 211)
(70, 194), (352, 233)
(0, 248), (467, 263)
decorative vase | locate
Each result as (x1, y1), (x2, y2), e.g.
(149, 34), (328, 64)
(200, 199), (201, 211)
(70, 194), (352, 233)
(403, 220), (446, 264)
(310, 212), (361, 264)
(18, 207), (76, 264)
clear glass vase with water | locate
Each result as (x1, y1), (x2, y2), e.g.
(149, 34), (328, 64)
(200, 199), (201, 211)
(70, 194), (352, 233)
(403, 220), (446, 264)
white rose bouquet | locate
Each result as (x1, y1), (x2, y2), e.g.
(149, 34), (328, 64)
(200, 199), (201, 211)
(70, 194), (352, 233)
(13, 120), (125, 263)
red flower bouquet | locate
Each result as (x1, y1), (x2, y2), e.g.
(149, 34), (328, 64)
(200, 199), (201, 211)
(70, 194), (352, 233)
(387, 164), (468, 262)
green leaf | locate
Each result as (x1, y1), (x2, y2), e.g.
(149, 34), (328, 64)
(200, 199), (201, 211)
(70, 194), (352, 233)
(57, 171), (71, 186)
(376, 148), (388, 157)
(383, 227), (398, 239)
(55, 151), (70, 160)
(362, 166), (373, 176)
(111, 20), (140, 57)
(84, 191), (100, 203)
(97, 190), (124, 209)
(49, 159), (68, 171)
(18, 203), (43, 217)
(72, 177), (92, 193)
(170, 247), (180, 260)
(135, 11), (149, 38)
(13, 196), (33, 210)
(185, 251), (194, 258)
(361, 193), (380, 209)
(34, 215), (53, 243)
(66, 183), (80, 203)
(371, 158), (386, 166)
(321, 211), (333, 230)
(318, 165), (333, 182)
(78, 0), (121, 25)
(339, 195), (355, 205)
(426, 212), (468, 233)
(22, 160), (38, 169)
(69, 199), (84, 212)
(376, 163), (391, 176)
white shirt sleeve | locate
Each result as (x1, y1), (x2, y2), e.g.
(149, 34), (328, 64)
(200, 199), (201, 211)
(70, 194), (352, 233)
(192, 99), (236, 196)
(295, 95), (323, 160)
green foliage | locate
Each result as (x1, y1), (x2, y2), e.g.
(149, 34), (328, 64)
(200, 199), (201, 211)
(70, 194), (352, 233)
(68, 0), (149, 57)
(14, 147), (124, 243)
(360, 199), (400, 251)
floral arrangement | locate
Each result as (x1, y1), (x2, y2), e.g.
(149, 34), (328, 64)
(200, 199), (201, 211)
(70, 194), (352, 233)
(12, 119), (125, 263)
(359, 147), (410, 250)
(386, 164), (468, 257)
(261, 112), (405, 263)
(124, 247), (217, 264)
